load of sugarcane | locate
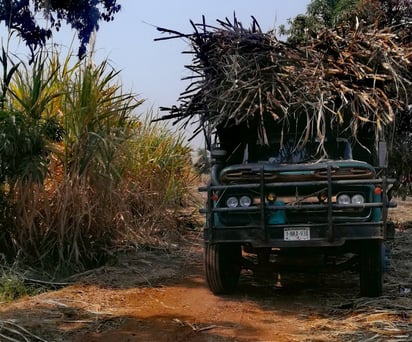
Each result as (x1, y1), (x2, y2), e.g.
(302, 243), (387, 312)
(156, 12), (412, 148)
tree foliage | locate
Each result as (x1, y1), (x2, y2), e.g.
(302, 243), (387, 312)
(0, 0), (121, 58)
(279, 0), (359, 43)
(281, 0), (412, 44)
(307, 0), (359, 26)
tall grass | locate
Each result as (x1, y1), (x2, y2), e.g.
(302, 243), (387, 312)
(0, 48), (195, 276)
(120, 115), (195, 246)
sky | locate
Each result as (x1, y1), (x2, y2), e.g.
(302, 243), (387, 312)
(1, 0), (311, 147)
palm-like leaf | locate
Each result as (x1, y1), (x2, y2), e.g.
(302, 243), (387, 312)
(60, 59), (141, 182)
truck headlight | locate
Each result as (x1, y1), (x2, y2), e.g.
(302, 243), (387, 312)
(351, 194), (365, 204)
(337, 194), (351, 205)
(226, 196), (239, 208)
(239, 195), (252, 207)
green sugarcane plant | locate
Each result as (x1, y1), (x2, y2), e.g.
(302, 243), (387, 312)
(0, 45), (195, 277)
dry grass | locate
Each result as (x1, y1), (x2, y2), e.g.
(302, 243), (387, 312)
(388, 197), (412, 228)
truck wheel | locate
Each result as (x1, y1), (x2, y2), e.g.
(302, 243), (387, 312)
(204, 243), (241, 294)
(359, 240), (383, 297)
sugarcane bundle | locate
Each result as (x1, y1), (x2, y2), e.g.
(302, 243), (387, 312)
(156, 15), (411, 146)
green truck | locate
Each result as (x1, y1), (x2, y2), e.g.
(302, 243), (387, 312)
(200, 125), (396, 297)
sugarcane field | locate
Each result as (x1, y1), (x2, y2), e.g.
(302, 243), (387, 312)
(1, 1), (412, 341)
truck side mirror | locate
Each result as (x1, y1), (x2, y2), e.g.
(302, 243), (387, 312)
(378, 141), (387, 168)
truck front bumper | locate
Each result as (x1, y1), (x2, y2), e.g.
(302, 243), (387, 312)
(203, 221), (384, 248)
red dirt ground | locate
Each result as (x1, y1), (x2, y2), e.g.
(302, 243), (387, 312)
(0, 200), (411, 341)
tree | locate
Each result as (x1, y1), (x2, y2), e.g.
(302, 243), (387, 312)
(281, 0), (412, 44)
(279, 0), (359, 43)
(0, 0), (121, 58)
(306, 0), (359, 26)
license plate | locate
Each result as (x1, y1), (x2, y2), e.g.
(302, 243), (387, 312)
(284, 227), (310, 241)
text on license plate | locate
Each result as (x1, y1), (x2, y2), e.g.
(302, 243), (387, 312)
(284, 228), (310, 241)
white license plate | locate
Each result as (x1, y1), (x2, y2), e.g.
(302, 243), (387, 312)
(284, 228), (310, 241)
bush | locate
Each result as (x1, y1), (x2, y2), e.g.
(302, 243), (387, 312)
(0, 270), (39, 302)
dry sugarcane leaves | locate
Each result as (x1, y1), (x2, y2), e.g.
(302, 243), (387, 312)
(156, 14), (412, 146)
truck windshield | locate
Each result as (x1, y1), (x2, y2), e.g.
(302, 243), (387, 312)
(243, 138), (353, 164)
(270, 138), (352, 164)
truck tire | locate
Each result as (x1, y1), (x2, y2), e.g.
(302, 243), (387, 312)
(204, 243), (241, 294)
(359, 240), (383, 297)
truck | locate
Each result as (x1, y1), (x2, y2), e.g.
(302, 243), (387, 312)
(155, 15), (403, 298)
(200, 120), (396, 297)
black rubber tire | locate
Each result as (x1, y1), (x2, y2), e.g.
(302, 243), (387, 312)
(204, 243), (241, 294)
(359, 239), (384, 297)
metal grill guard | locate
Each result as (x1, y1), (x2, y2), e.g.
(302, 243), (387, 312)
(200, 161), (395, 248)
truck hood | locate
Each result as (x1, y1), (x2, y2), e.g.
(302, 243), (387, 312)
(219, 160), (375, 184)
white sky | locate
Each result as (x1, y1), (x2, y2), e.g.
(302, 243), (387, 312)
(1, 0), (311, 147)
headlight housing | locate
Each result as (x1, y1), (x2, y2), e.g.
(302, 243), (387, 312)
(337, 194), (351, 205)
(239, 195), (252, 207)
(351, 194), (365, 205)
(226, 196), (239, 208)
(225, 195), (252, 208)
(337, 193), (365, 205)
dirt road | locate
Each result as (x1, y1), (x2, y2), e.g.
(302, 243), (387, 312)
(0, 202), (411, 341)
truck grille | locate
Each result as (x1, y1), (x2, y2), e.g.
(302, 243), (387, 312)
(214, 161), (379, 226)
